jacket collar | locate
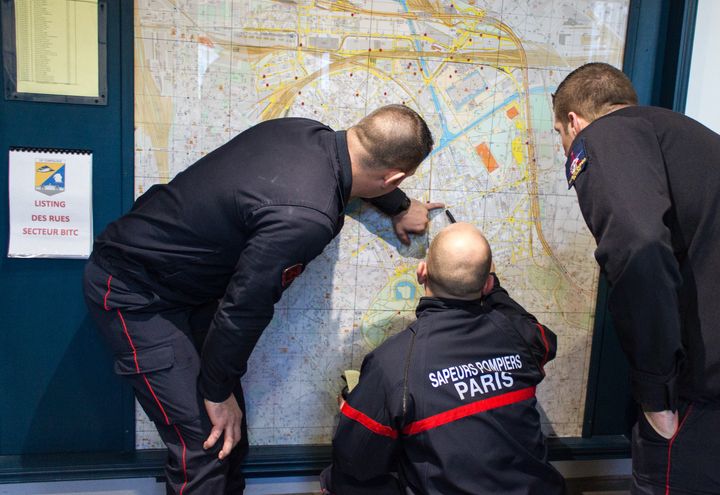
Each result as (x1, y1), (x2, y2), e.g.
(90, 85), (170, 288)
(335, 130), (352, 205)
(416, 296), (488, 318)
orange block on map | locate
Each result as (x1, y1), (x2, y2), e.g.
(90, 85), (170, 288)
(475, 143), (499, 173)
(506, 106), (519, 119)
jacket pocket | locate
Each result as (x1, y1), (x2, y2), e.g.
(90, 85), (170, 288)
(113, 343), (201, 425)
(114, 344), (175, 375)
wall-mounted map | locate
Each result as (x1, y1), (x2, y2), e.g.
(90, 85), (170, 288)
(133, 0), (629, 447)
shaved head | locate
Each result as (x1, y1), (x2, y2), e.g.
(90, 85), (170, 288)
(350, 104), (433, 172)
(425, 222), (492, 300)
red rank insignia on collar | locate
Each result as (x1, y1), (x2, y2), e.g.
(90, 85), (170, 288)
(282, 263), (304, 288)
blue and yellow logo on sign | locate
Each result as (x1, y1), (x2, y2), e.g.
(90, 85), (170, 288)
(35, 161), (65, 196)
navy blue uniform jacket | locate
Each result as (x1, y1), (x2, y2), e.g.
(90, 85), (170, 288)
(87, 118), (408, 402)
(325, 275), (566, 495)
(565, 106), (720, 411)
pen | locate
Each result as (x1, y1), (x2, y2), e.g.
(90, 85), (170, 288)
(445, 209), (457, 223)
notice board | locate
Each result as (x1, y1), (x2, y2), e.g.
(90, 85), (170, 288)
(0, 0), (133, 456)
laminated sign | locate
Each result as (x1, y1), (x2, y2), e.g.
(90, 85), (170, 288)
(8, 147), (93, 258)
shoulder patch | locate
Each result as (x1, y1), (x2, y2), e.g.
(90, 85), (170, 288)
(282, 263), (304, 288)
(565, 138), (588, 189)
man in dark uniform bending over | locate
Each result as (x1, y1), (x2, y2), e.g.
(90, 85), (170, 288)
(553, 62), (720, 494)
(83, 105), (442, 494)
(321, 222), (566, 494)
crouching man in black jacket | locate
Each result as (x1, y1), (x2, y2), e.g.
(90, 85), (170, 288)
(321, 222), (566, 494)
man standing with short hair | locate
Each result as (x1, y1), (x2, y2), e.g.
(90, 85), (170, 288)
(553, 62), (720, 494)
(83, 105), (442, 494)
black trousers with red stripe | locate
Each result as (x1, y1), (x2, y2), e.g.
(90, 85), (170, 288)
(83, 261), (248, 494)
(632, 402), (720, 494)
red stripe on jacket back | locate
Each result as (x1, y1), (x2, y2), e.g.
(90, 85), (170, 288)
(402, 386), (536, 436)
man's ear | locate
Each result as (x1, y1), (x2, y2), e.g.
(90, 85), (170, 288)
(481, 273), (495, 296)
(383, 170), (406, 188)
(416, 261), (428, 285)
(568, 111), (590, 136)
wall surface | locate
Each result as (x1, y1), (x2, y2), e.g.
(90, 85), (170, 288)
(0, 0), (135, 456)
(685, 0), (720, 132)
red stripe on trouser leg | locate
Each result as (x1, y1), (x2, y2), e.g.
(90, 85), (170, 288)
(141, 374), (171, 425)
(173, 424), (189, 495)
(100, 302), (193, 493)
(104, 275), (113, 310)
(665, 405), (693, 495)
(116, 309), (141, 373)
(116, 309), (171, 424)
